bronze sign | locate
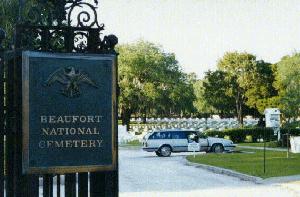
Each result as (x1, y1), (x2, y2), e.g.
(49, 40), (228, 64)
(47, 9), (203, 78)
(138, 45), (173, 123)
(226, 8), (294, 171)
(22, 51), (117, 174)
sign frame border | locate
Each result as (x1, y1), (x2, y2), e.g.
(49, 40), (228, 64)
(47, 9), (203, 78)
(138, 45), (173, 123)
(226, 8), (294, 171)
(22, 51), (117, 174)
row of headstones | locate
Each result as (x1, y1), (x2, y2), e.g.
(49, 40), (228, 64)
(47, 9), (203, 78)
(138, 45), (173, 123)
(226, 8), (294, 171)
(130, 117), (258, 125)
(130, 117), (246, 123)
(129, 119), (259, 134)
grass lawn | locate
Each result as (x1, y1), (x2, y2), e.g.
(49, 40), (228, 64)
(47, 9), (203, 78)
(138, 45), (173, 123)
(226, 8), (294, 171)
(187, 148), (300, 178)
(238, 141), (279, 148)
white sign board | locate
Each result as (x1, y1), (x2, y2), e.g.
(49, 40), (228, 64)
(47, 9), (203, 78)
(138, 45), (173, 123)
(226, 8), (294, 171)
(188, 142), (200, 152)
(264, 108), (281, 128)
(290, 137), (300, 153)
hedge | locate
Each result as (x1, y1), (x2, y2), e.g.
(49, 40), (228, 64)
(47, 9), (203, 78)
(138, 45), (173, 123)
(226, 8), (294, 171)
(205, 128), (300, 143)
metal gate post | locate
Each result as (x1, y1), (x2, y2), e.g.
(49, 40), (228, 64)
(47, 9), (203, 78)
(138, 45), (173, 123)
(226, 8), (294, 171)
(2, 1), (119, 196)
(0, 29), (5, 197)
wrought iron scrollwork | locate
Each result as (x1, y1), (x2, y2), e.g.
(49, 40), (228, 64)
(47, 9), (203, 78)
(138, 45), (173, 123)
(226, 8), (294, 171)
(74, 31), (89, 53)
(49, 30), (65, 52)
(66, 0), (104, 29)
(25, 0), (103, 28)
(18, 0), (118, 54)
(18, 27), (42, 50)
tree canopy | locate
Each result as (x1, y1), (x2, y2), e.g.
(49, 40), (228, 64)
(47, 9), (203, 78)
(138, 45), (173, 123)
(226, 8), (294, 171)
(202, 70), (235, 117)
(193, 52), (278, 125)
(117, 41), (195, 128)
(273, 54), (300, 120)
(0, 0), (19, 47)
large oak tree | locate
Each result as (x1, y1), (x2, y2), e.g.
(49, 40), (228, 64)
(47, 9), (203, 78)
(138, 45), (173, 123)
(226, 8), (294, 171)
(117, 41), (195, 129)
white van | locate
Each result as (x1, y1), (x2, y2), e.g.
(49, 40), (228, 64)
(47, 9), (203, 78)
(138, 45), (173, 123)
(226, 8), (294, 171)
(142, 129), (235, 157)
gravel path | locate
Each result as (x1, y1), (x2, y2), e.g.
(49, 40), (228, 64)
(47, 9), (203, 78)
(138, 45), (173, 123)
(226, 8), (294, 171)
(119, 147), (300, 197)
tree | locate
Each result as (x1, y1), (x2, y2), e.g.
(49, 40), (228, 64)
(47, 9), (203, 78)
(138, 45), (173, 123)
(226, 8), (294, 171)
(217, 52), (258, 125)
(204, 51), (279, 124)
(193, 79), (215, 118)
(0, 0), (19, 47)
(241, 60), (278, 115)
(169, 73), (196, 117)
(117, 40), (194, 129)
(0, 0), (65, 48)
(202, 70), (236, 117)
(273, 54), (300, 121)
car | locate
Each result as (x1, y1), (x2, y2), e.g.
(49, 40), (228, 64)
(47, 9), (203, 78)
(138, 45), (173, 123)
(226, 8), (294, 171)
(142, 129), (235, 157)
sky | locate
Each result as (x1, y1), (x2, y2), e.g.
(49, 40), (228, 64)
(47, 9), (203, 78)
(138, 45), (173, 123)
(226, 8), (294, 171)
(97, 0), (300, 78)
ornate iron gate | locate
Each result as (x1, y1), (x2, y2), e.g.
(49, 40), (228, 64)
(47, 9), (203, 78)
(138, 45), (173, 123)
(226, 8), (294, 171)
(0, 1), (118, 196)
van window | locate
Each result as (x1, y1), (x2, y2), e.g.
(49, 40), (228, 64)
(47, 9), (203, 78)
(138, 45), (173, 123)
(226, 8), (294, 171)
(187, 132), (199, 143)
(150, 132), (171, 139)
(171, 131), (186, 139)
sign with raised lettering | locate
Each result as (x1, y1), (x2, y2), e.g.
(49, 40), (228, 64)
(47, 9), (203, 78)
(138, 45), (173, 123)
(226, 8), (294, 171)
(22, 51), (117, 174)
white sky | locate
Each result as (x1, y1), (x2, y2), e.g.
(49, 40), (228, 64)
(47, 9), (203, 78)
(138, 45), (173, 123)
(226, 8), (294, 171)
(98, 0), (300, 78)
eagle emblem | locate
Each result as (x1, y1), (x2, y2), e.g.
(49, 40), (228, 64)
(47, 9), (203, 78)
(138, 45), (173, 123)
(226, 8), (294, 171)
(45, 66), (98, 98)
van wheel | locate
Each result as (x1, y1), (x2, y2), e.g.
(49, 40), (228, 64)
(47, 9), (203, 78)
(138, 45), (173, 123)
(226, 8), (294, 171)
(212, 144), (224, 153)
(160, 146), (172, 157)
(155, 151), (162, 157)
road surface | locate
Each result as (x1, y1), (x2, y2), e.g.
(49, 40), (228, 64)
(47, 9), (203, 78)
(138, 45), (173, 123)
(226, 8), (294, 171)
(119, 147), (300, 197)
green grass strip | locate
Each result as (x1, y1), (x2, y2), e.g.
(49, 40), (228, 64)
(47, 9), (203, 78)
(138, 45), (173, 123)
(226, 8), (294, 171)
(187, 148), (300, 178)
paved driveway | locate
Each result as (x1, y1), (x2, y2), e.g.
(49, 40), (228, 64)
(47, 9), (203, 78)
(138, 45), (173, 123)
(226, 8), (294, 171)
(120, 147), (300, 197)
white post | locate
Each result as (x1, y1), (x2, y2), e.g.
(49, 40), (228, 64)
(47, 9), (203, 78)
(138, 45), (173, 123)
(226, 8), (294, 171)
(277, 128), (281, 141)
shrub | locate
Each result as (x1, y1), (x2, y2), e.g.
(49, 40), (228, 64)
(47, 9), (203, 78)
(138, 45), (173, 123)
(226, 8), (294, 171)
(205, 127), (300, 143)
(205, 128), (275, 143)
(205, 130), (226, 138)
(282, 121), (300, 129)
(226, 129), (247, 142)
(281, 128), (300, 136)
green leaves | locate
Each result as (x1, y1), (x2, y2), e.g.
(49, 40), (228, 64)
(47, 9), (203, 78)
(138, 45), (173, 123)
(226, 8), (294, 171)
(197, 52), (277, 124)
(117, 40), (195, 124)
(274, 54), (300, 120)
(202, 70), (235, 116)
(0, 0), (19, 47)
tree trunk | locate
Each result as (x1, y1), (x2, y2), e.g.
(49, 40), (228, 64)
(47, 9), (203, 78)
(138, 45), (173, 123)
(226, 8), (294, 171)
(239, 101), (243, 126)
(142, 109), (147, 124)
(235, 91), (244, 126)
(121, 107), (132, 131)
(205, 116), (208, 130)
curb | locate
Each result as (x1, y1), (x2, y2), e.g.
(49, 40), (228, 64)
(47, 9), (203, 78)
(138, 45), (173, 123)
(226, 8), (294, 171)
(237, 145), (286, 152)
(185, 159), (263, 183)
(263, 175), (300, 184)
